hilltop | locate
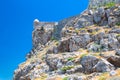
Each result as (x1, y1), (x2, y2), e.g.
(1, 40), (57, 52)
(14, 1), (120, 80)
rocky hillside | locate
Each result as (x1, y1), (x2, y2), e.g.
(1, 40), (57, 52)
(14, 1), (120, 80)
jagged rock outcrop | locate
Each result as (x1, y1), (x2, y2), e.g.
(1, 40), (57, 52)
(14, 0), (120, 80)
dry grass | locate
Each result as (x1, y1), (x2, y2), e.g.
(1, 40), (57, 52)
(18, 41), (56, 70)
(92, 69), (120, 80)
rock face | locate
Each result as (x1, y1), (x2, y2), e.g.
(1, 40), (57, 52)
(14, 0), (120, 80)
(32, 20), (57, 48)
(89, 0), (120, 9)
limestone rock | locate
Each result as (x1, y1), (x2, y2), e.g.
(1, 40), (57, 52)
(80, 55), (99, 73)
(115, 49), (120, 56)
(93, 59), (115, 72)
(14, 1), (120, 80)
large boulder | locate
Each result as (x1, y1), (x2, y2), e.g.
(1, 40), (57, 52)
(58, 34), (91, 52)
(80, 55), (99, 73)
(93, 59), (115, 72)
(46, 54), (63, 71)
(116, 49), (120, 56)
(93, 7), (105, 24)
(108, 34), (120, 50)
(108, 16), (116, 27)
(87, 42), (101, 52)
(32, 28), (53, 48)
(80, 55), (115, 74)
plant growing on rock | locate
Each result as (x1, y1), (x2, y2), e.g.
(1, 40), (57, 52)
(98, 72), (109, 80)
(75, 29), (79, 34)
(61, 66), (74, 72)
(80, 53), (88, 58)
(67, 57), (75, 61)
(116, 22), (120, 26)
(105, 2), (115, 8)
(50, 36), (57, 41)
(116, 34), (120, 37)
(63, 76), (69, 80)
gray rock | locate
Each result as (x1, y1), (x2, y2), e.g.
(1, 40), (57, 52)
(109, 29), (120, 34)
(77, 76), (84, 80)
(32, 20), (56, 49)
(80, 55), (99, 73)
(118, 6), (120, 10)
(108, 16), (116, 27)
(93, 11), (102, 23)
(100, 39), (109, 51)
(53, 46), (58, 54)
(57, 60), (63, 69)
(108, 35), (119, 50)
(116, 49), (120, 56)
(105, 9), (111, 17)
(66, 61), (74, 66)
(109, 70), (117, 76)
(87, 43), (101, 52)
(93, 59), (115, 72)
(88, 10), (93, 15)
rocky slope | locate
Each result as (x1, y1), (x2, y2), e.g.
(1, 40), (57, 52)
(14, 1), (120, 80)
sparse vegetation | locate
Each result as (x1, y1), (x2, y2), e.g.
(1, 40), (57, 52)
(91, 31), (97, 35)
(116, 22), (120, 26)
(80, 53), (88, 58)
(55, 41), (59, 46)
(98, 76), (107, 80)
(98, 72), (108, 80)
(50, 36), (57, 41)
(75, 29), (79, 34)
(69, 27), (74, 30)
(105, 2), (115, 8)
(116, 34), (120, 37)
(61, 66), (74, 71)
(67, 57), (75, 61)
(63, 76), (69, 80)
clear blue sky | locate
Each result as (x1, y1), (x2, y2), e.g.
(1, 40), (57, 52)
(0, 0), (88, 80)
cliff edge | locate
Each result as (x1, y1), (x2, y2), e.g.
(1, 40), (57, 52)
(14, 0), (120, 80)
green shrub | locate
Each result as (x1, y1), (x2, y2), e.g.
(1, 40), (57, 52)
(75, 29), (79, 34)
(117, 34), (120, 37)
(63, 76), (69, 80)
(50, 36), (57, 41)
(61, 66), (74, 71)
(105, 2), (115, 8)
(98, 76), (107, 80)
(116, 22), (120, 26)
(67, 57), (75, 61)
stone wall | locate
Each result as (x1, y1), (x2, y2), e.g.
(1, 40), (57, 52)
(32, 19), (58, 48)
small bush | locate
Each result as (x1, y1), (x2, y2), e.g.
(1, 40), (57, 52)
(69, 27), (74, 30)
(63, 76), (69, 80)
(61, 66), (74, 71)
(105, 2), (115, 8)
(117, 34), (120, 37)
(50, 36), (57, 41)
(75, 29), (79, 34)
(116, 22), (120, 26)
(67, 57), (75, 61)
(98, 76), (107, 80)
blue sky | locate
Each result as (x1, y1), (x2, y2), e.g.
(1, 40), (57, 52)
(0, 0), (88, 80)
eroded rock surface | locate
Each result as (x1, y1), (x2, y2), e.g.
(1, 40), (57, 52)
(14, 1), (120, 80)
